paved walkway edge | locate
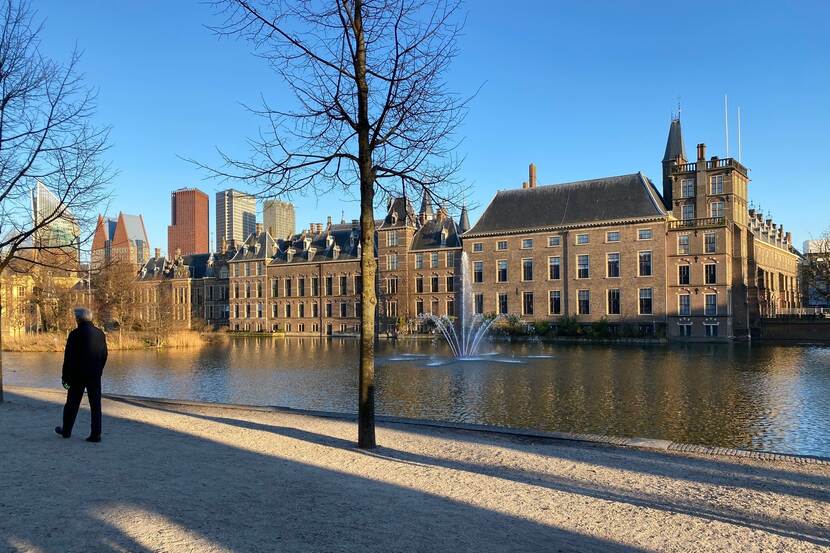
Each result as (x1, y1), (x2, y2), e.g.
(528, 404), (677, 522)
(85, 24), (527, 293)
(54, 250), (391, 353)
(7, 385), (829, 466)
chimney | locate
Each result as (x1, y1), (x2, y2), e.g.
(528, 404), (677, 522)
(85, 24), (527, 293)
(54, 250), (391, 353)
(748, 208), (755, 218)
(696, 143), (706, 161)
(256, 222), (263, 234)
(785, 232), (792, 245)
(522, 181), (528, 189)
(154, 247), (161, 259)
(326, 215), (332, 227)
(765, 219), (772, 227)
(528, 163), (537, 188)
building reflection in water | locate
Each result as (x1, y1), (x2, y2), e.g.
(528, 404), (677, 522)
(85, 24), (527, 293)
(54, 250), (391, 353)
(4, 338), (830, 456)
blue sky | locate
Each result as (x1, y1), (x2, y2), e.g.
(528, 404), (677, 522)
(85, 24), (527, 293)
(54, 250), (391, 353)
(36, 0), (830, 252)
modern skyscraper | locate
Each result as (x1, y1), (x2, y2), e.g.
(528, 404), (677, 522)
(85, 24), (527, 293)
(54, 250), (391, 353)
(262, 199), (296, 239)
(31, 181), (80, 257)
(168, 188), (209, 256)
(216, 189), (256, 251)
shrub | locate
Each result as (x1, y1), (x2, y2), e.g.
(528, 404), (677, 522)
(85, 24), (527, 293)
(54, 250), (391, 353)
(557, 315), (581, 337)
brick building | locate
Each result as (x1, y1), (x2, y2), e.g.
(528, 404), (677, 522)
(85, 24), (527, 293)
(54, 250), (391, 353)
(168, 188), (209, 256)
(91, 212), (150, 270)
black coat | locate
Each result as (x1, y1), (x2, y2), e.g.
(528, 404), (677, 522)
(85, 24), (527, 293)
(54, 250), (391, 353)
(62, 321), (108, 386)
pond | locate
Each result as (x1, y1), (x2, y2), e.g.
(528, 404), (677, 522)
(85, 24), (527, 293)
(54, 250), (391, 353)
(5, 338), (830, 457)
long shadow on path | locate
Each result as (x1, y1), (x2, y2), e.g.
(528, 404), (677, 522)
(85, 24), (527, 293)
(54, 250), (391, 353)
(1, 391), (651, 553)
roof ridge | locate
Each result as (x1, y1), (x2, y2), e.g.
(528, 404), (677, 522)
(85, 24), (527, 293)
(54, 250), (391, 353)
(496, 173), (642, 195)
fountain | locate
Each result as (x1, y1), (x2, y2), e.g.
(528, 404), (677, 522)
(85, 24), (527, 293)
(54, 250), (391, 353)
(422, 252), (502, 359)
(385, 252), (553, 366)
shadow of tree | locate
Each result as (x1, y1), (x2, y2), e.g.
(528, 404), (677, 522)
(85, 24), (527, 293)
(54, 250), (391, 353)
(127, 399), (830, 548)
(1, 391), (652, 553)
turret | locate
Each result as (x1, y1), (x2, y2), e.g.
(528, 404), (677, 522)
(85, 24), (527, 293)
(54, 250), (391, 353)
(418, 191), (434, 225)
(458, 205), (470, 234)
(662, 116), (686, 210)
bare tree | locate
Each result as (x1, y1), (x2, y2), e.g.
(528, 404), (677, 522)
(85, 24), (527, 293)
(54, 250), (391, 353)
(802, 229), (830, 306)
(91, 259), (137, 347)
(199, 0), (469, 447)
(0, 0), (113, 402)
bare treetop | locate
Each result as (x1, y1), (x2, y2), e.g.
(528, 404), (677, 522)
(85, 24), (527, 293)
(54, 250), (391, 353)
(0, 0), (113, 273)
(203, 0), (469, 207)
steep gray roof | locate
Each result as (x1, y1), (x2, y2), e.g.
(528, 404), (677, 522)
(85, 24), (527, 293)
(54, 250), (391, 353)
(379, 197), (416, 229)
(411, 216), (462, 251)
(121, 214), (148, 243)
(458, 206), (470, 234)
(229, 230), (278, 262)
(663, 118), (686, 162)
(466, 173), (666, 236)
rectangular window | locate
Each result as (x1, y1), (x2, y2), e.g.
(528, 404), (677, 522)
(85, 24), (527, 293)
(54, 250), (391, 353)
(577, 254), (590, 279)
(638, 251), (652, 277)
(325, 276), (333, 295)
(415, 253), (423, 269)
(607, 253), (620, 278)
(387, 254), (399, 270)
(522, 292), (534, 315)
(298, 278), (305, 297)
(416, 299), (424, 316)
(431, 252), (439, 268)
(607, 289), (620, 315)
(431, 275), (439, 293)
(681, 178), (694, 198)
(549, 290), (561, 315)
(473, 243), (483, 253)
(704, 293), (717, 316)
(473, 261), (483, 283)
(416, 276), (424, 293)
(704, 263), (716, 284)
(284, 279), (293, 297)
(387, 277), (399, 295)
(522, 258), (533, 281)
(710, 201), (724, 219)
(311, 277), (319, 296)
(387, 231), (398, 246)
(498, 293), (508, 315)
(678, 235), (690, 255)
(496, 240), (508, 250)
(576, 233), (589, 245)
(679, 294), (691, 316)
(474, 294), (484, 315)
(639, 288), (653, 315)
(340, 303), (348, 318)
(497, 260), (508, 282)
(325, 303), (332, 317)
(638, 228), (653, 240)
(285, 304), (292, 318)
(679, 324), (692, 337)
(521, 239), (533, 249)
(339, 275), (348, 295)
(446, 275), (454, 292)
(446, 251), (455, 267)
(578, 290), (590, 315)
(606, 231), (620, 242)
(682, 204), (695, 220)
(299, 303), (305, 318)
(548, 236), (561, 247)
(447, 298), (455, 317)
(312, 303), (319, 318)
(704, 232), (716, 253)
(710, 174), (724, 195)
(705, 323), (719, 337)
(678, 265), (690, 285)
(548, 256), (561, 280)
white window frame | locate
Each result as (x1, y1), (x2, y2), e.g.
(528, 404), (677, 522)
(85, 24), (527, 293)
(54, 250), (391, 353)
(710, 174), (724, 195)
(547, 236), (561, 247)
(637, 228), (653, 241)
(575, 233), (589, 245)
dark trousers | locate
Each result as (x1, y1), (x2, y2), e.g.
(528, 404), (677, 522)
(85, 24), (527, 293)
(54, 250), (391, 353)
(62, 379), (102, 437)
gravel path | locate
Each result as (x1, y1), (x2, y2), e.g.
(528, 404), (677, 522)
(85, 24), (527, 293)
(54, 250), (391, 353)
(1, 386), (828, 553)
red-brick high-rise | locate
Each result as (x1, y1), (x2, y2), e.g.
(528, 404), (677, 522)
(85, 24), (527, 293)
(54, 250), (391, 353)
(168, 188), (209, 256)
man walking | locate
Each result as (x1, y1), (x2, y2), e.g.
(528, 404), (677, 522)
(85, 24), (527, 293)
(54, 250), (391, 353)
(55, 307), (108, 442)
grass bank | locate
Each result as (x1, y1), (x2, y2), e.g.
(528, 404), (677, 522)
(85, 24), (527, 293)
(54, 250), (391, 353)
(2, 330), (228, 352)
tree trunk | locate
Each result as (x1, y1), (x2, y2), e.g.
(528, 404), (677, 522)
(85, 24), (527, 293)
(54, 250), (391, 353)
(0, 299), (5, 403)
(353, 0), (376, 449)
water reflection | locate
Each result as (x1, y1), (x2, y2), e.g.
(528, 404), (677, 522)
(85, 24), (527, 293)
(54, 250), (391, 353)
(5, 338), (830, 457)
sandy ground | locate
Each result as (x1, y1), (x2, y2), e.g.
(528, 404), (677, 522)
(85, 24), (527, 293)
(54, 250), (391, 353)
(1, 387), (828, 553)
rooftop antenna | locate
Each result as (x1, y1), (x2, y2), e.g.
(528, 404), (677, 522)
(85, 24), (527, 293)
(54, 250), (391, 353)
(724, 94), (729, 158)
(737, 106), (742, 162)
(676, 97), (682, 120)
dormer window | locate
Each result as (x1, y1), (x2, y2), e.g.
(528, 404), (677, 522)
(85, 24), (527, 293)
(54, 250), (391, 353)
(326, 234), (335, 248)
(333, 245), (341, 260)
(440, 228), (448, 246)
(308, 247), (316, 261)
(304, 237), (312, 250)
(287, 248), (295, 263)
(391, 212), (398, 225)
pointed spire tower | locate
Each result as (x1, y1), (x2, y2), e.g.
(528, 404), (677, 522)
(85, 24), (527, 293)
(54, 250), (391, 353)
(458, 205), (470, 234)
(662, 115), (687, 210)
(418, 191), (434, 225)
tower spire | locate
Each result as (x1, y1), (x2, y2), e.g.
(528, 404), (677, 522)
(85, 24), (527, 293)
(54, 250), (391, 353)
(661, 114), (687, 211)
